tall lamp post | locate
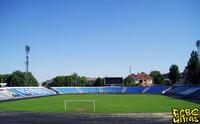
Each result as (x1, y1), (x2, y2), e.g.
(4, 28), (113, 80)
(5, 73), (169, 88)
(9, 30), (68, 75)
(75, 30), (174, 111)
(25, 45), (30, 86)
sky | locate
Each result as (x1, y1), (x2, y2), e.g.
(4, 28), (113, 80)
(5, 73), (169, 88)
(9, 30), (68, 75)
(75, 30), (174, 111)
(0, 0), (200, 83)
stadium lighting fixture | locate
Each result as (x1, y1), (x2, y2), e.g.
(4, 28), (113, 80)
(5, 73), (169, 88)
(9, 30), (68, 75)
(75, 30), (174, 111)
(25, 45), (30, 86)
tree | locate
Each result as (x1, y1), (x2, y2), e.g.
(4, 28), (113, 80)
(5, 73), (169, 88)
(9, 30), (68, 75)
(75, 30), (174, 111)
(51, 73), (92, 87)
(0, 71), (38, 86)
(0, 74), (2, 82)
(8, 71), (38, 86)
(71, 73), (79, 86)
(123, 76), (136, 86)
(53, 76), (65, 86)
(150, 71), (164, 84)
(93, 77), (104, 86)
(10, 71), (25, 86)
(1, 74), (11, 86)
(25, 72), (38, 86)
(64, 76), (71, 86)
(184, 51), (200, 84)
(168, 64), (180, 85)
(79, 76), (89, 86)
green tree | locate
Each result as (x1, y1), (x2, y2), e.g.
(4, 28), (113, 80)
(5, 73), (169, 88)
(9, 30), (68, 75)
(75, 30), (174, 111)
(93, 77), (104, 86)
(79, 76), (88, 86)
(150, 71), (164, 84)
(184, 51), (200, 84)
(25, 72), (38, 86)
(168, 64), (180, 85)
(0, 74), (2, 82)
(1, 74), (11, 86)
(64, 76), (71, 86)
(123, 76), (136, 86)
(51, 73), (92, 87)
(8, 71), (38, 86)
(53, 76), (65, 86)
(0, 71), (38, 86)
(10, 71), (25, 86)
(71, 73), (79, 86)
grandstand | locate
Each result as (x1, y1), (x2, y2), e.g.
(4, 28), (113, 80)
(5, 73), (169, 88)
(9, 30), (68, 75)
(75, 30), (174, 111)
(125, 86), (145, 93)
(145, 86), (170, 94)
(0, 85), (178, 100)
(101, 86), (124, 93)
(164, 85), (200, 100)
(51, 86), (169, 94)
(53, 87), (79, 94)
(0, 85), (199, 124)
(0, 91), (12, 100)
(0, 85), (199, 100)
(0, 87), (56, 100)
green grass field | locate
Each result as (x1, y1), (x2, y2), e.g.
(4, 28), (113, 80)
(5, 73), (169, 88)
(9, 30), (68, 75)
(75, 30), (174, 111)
(0, 94), (199, 113)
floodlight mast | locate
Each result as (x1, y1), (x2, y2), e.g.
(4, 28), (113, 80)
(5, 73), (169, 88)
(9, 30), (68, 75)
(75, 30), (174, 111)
(25, 45), (30, 86)
(196, 40), (200, 59)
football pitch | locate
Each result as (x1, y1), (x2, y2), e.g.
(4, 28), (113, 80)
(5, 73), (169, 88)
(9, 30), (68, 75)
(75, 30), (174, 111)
(0, 94), (199, 113)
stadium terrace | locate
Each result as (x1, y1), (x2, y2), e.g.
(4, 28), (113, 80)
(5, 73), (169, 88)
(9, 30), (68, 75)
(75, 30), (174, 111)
(0, 85), (200, 100)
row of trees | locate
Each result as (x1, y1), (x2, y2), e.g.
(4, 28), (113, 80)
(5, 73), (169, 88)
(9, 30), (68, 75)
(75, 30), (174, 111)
(149, 65), (180, 86)
(148, 51), (200, 85)
(45, 74), (105, 87)
(1, 51), (199, 87)
(123, 51), (200, 86)
(47, 73), (94, 87)
(54, 50), (199, 87)
(49, 75), (136, 87)
(0, 71), (38, 86)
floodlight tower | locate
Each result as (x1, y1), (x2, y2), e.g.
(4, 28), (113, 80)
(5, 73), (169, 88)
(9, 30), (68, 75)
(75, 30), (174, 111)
(196, 40), (200, 59)
(25, 45), (30, 86)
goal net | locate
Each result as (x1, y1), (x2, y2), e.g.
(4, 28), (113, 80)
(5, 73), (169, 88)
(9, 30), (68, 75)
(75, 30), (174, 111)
(64, 100), (96, 113)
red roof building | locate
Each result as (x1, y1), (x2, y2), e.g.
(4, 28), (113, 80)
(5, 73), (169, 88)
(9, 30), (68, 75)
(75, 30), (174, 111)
(129, 72), (153, 86)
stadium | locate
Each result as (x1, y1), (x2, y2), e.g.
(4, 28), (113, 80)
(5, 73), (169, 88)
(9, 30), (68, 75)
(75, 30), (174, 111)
(0, 83), (200, 124)
(0, 38), (200, 124)
(1, 0), (200, 124)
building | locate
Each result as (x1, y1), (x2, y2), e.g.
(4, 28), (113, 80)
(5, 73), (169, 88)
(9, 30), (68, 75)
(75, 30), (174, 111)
(129, 72), (153, 86)
(87, 77), (97, 85)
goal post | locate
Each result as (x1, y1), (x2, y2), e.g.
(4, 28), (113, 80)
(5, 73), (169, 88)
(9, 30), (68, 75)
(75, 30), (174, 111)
(64, 100), (96, 112)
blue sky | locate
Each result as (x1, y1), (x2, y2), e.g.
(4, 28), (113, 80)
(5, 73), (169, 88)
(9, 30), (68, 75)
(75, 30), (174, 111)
(0, 0), (200, 83)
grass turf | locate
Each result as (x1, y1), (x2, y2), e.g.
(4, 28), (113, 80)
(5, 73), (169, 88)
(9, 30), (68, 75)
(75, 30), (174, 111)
(0, 94), (199, 113)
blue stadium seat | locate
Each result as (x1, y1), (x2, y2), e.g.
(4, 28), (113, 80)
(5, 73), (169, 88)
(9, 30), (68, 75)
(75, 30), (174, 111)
(78, 87), (100, 93)
(102, 87), (123, 93)
(145, 86), (170, 93)
(125, 87), (145, 93)
(165, 86), (191, 95)
(187, 89), (200, 99)
(7, 87), (56, 98)
(0, 91), (12, 100)
(8, 89), (27, 97)
(53, 87), (79, 94)
(178, 87), (200, 96)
